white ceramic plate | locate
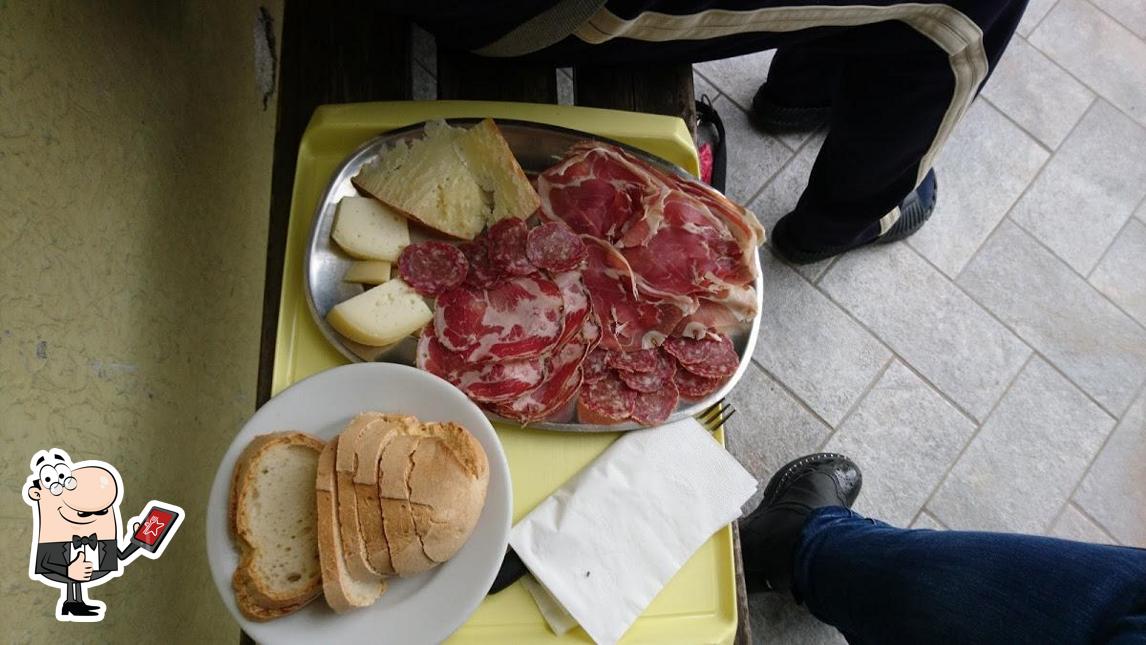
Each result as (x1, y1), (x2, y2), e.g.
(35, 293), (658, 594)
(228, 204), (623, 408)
(206, 363), (512, 645)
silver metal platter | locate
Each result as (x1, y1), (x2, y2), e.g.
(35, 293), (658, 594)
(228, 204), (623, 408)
(305, 119), (763, 432)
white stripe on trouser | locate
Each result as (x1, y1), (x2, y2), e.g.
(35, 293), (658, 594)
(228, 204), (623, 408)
(573, 4), (989, 231)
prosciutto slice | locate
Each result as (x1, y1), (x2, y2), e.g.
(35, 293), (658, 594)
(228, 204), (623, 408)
(433, 274), (564, 361)
(581, 238), (685, 352)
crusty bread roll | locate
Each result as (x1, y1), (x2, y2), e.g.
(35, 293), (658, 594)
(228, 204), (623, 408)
(229, 432), (325, 621)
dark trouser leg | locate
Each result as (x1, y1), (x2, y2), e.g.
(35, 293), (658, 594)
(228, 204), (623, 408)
(795, 507), (1146, 644)
(66, 583), (77, 602)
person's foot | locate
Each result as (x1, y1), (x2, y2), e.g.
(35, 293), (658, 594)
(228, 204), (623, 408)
(739, 453), (862, 594)
(750, 83), (831, 134)
(60, 601), (100, 617)
(770, 169), (938, 265)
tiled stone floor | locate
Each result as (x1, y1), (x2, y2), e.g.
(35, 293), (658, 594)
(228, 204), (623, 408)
(412, 4), (1146, 639)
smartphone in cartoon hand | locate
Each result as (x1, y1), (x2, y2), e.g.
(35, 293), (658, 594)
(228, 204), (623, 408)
(124, 503), (182, 559)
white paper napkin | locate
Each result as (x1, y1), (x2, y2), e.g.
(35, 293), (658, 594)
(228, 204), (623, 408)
(509, 417), (758, 645)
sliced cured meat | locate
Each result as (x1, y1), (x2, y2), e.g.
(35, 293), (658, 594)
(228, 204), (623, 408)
(416, 330), (544, 403)
(618, 350), (677, 393)
(631, 383), (679, 425)
(581, 237), (685, 352)
(397, 241), (468, 296)
(606, 348), (658, 373)
(492, 336), (589, 424)
(554, 270), (591, 347)
(526, 221), (587, 272)
(582, 348), (611, 384)
(433, 275), (564, 361)
(676, 298), (751, 340)
(674, 368), (724, 401)
(538, 145), (649, 241)
(487, 217), (535, 276)
(577, 373), (636, 425)
(663, 334), (739, 379)
(459, 239), (499, 288)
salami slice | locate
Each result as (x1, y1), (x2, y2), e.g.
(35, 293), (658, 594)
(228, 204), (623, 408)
(582, 348), (611, 384)
(578, 373), (636, 424)
(618, 350), (677, 393)
(398, 241), (468, 296)
(488, 217), (535, 276)
(527, 221), (587, 272)
(631, 383), (679, 425)
(673, 368), (724, 401)
(459, 239), (499, 288)
(416, 329), (544, 403)
(606, 348), (659, 373)
(663, 334), (739, 378)
(433, 275), (565, 361)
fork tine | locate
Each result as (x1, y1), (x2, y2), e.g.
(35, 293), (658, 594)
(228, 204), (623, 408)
(696, 399), (725, 425)
(696, 400), (735, 431)
(719, 406), (737, 426)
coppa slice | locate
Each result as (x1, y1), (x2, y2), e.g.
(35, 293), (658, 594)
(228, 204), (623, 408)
(492, 333), (593, 424)
(417, 330), (545, 403)
(553, 270), (591, 347)
(433, 274), (565, 361)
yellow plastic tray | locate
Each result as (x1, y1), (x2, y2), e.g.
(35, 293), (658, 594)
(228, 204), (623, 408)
(272, 101), (737, 644)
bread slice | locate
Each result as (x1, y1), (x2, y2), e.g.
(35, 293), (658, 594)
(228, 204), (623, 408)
(353, 415), (416, 575)
(408, 423), (490, 562)
(334, 414), (386, 583)
(351, 118), (539, 240)
(316, 439), (385, 613)
(229, 432), (324, 619)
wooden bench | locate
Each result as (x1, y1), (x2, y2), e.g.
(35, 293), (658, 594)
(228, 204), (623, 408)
(252, 3), (747, 642)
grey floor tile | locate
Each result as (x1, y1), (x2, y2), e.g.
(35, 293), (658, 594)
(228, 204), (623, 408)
(412, 62), (436, 101)
(712, 96), (793, 205)
(1008, 101), (1146, 274)
(911, 511), (946, 530)
(820, 244), (1030, 421)
(726, 363), (832, 514)
(412, 24), (437, 75)
(753, 252), (891, 426)
(1049, 504), (1118, 544)
(1139, 199), (1146, 225)
(749, 594), (846, 645)
(557, 68), (574, 106)
(1089, 218), (1146, 326)
(1094, 0), (1146, 39)
(909, 100), (1048, 277)
(1017, 0), (1058, 36)
(928, 358), (1114, 533)
(1074, 388), (1146, 547)
(1030, 0), (1146, 126)
(958, 221), (1146, 415)
(982, 37), (1094, 149)
(696, 50), (774, 113)
(694, 70), (720, 102)
(825, 361), (976, 527)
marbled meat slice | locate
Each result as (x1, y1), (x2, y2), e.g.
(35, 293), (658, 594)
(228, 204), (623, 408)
(581, 237), (685, 352)
(554, 270), (591, 347)
(577, 372), (636, 425)
(663, 334), (739, 378)
(527, 221), (587, 272)
(631, 382), (679, 425)
(492, 334), (590, 424)
(398, 241), (468, 296)
(606, 348), (658, 373)
(488, 217), (535, 276)
(618, 349), (677, 393)
(459, 239), (500, 288)
(582, 348), (611, 384)
(674, 368), (724, 401)
(433, 274), (564, 361)
(416, 329), (544, 403)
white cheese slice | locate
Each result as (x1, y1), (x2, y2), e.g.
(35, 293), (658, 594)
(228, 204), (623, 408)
(331, 196), (410, 261)
(326, 278), (431, 347)
(343, 261), (391, 285)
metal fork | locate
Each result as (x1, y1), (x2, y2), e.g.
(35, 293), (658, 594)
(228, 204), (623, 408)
(696, 398), (736, 431)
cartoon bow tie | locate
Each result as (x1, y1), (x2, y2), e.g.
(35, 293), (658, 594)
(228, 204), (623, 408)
(72, 534), (97, 548)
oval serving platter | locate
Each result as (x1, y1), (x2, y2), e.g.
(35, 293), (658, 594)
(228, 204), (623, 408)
(305, 119), (763, 432)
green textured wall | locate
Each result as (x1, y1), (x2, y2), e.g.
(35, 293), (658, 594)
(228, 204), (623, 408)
(1, 2), (281, 641)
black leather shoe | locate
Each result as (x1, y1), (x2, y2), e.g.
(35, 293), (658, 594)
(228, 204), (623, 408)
(771, 170), (938, 265)
(739, 453), (862, 594)
(750, 84), (831, 134)
(61, 601), (99, 617)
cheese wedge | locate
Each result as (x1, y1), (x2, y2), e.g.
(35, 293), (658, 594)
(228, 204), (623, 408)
(343, 261), (391, 285)
(326, 278), (431, 347)
(331, 196), (409, 262)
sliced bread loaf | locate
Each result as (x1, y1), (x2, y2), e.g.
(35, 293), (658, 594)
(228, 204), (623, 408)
(229, 431), (325, 620)
(316, 439), (385, 613)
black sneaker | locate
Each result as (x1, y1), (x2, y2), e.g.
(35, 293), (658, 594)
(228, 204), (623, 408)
(771, 169), (938, 265)
(750, 83), (831, 134)
(739, 453), (862, 593)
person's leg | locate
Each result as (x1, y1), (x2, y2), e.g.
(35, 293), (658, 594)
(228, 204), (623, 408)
(795, 507), (1146, 644)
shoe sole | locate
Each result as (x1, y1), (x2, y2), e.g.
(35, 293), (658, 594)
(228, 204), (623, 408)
(750, 95), (830, 135)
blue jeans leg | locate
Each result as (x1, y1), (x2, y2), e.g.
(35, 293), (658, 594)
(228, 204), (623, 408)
(793, 507), (1146, 644)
